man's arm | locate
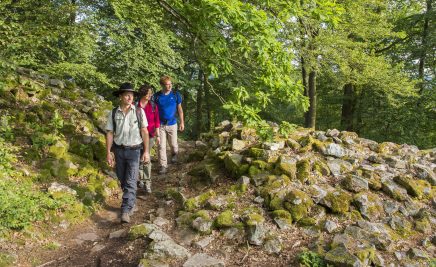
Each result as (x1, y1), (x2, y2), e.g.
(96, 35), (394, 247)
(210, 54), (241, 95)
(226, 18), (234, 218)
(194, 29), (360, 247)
(141, 127), (150, 163)
(177, 103), (184, 131)
(106, 131), (114, 167)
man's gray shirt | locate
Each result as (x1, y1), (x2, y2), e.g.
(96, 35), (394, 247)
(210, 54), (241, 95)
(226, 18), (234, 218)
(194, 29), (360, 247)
(106, 104), (147, 146)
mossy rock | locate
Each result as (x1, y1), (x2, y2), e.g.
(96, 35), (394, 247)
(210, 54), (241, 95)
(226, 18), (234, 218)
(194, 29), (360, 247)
(165, 187), (186, 205)
(353, 192), (384, 220)
(276, 161), (297, 179)
(272, 210), (292, 220)
(415, 217), (431, 234)
(355, 246), (376, 264)
(223, 153), (244, 177)
(215, 210), (235, 228)
(283, 189), (314, 222)
(128, 223), (156, 240)
(251, 160), (272, 170)
(248, 165), (263, 177)
(244, 213), (265, 226)
(361, 169), (382, 190)
(249, 147), (265, 159)
(322, 190), (352, 214)
(187, 150), (206, 162)
(393, 175), (429, 199)
(48, 140), (69, 159)
(313, 159), (330, 176)
(184, 190), (216, 212)
(286, 138), (301, 150)
(296, 159), (311, 183)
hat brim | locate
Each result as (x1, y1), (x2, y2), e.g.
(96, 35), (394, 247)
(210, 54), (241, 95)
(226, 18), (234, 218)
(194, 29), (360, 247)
(112, 88), (137, 97)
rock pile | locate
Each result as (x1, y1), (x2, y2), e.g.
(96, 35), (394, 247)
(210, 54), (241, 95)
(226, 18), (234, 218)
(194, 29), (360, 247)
(173, 121), (435, 266)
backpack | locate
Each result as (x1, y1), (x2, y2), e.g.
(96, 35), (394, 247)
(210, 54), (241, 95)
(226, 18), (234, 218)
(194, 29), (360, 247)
(135, 100), (157, 113)
(153, 90), (182, 106)
(111, 107), (143, 134)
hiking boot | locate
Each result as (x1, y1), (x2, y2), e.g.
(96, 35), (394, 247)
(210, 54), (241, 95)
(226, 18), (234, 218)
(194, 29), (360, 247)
(120, 213), (130, 223)
(171, 154), (178, 164)
(138, 180), (144, 189)
(159, 166), (167, 174)
(129, 205), (138, 215)
(145, 181), (152, 194)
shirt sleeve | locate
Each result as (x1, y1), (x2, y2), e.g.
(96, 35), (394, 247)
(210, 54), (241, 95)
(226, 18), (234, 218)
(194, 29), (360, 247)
(106, 110), (114, 132)
(140, 109), (148, 128)
(155, 105), (160, 128)
(176, 92), (182, 104)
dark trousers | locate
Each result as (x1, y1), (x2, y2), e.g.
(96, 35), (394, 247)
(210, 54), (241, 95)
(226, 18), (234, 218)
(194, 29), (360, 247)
(114, 147), (140, 214)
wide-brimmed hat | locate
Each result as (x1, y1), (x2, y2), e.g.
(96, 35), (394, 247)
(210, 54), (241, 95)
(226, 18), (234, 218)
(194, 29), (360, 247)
(112, 82), (136, 97)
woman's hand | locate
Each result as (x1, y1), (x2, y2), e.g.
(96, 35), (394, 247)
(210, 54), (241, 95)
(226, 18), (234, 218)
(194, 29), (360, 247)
(141, 152), (150, 163)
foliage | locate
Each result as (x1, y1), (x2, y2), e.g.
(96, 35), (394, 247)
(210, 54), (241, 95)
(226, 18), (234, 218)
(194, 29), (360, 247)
(298, 250), (327, 267)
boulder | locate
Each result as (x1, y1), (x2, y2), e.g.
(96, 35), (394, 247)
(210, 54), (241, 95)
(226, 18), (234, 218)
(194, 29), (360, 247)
(323, 143), (346, 158)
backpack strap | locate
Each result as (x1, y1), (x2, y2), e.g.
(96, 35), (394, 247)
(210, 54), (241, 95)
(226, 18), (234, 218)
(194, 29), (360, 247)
(135, 107), (143, 130)
(112, 107), (118, 133)
(112, 107), (143, 135)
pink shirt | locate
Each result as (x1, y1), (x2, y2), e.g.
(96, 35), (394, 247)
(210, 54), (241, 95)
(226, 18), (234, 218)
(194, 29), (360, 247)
(138, 101), (160, 137)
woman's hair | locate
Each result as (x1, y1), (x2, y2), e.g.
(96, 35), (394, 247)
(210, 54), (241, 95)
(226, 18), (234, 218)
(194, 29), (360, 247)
(138, 83), (154, 98)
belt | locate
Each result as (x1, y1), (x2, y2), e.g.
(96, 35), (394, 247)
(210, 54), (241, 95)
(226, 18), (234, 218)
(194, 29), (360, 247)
(113, 143), (142, 150)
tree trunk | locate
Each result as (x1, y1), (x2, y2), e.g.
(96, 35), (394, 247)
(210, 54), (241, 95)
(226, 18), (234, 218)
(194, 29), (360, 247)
(341, 83), (355, 131)
(194, 69), (204, 138)
(304, 70), (316, 128)
(203, 72), (213, 131)
(418, 0), (432, 93)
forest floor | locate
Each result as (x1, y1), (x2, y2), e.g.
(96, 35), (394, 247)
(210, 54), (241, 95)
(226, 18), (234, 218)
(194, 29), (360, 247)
(12, 141), (306, 267)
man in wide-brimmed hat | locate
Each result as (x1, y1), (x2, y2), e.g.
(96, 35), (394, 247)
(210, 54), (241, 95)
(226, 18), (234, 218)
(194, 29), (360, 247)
(105, 82), (150, 223)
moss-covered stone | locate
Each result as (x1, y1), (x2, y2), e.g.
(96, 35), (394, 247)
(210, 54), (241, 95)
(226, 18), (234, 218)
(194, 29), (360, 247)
(251, 160), (272, 171)
(248, 165), (262, 177)
(286, 138), (301, 150)
(415, 217), (431, 234)
(269, 196), (284, 210)
(183, 190), (216, 212)
(272, 209), (292, 220)
(296, 159), (311, 183)
(355, 247), (376, 264)
(48, 140), (69, 159)
(244, 213), (265, 226)
(128, 224), (155, 240)
(353, 192), (384, 220)
(313, 159), (330, 176)
(249, 147), (265, 159)
(322, 190), (352, 214)
(215, 210), (235, 228)
(283, 189), (314, 221)
(298, 217), (317, 226)
(393, 175), (428, 199)
(361, 169), (382, 190)
(277, 161), (297, 179)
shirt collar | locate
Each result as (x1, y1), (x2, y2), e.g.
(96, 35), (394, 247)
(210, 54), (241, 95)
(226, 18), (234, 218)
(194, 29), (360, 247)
(117, 103), (136, 112)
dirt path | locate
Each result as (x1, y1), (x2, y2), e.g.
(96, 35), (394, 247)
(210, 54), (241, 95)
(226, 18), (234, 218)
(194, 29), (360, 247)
(15, 140), (307, 267)
(14, 141), (195, 267)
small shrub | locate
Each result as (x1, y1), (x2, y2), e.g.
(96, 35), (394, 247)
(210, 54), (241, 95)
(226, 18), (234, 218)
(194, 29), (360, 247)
(298, 251), (326, 267)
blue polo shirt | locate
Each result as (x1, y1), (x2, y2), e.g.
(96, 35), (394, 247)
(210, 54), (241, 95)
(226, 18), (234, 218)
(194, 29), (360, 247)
(154, 90), (182, 126)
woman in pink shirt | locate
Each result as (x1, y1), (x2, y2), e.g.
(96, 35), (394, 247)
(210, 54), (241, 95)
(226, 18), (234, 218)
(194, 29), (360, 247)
(137, 84), (160, 193)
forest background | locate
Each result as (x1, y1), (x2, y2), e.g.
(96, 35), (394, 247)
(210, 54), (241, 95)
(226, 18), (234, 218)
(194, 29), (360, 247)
(1, 0), (434, 148)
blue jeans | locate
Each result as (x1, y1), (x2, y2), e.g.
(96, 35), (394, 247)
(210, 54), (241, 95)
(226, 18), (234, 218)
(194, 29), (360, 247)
(114, 147), (140, 214)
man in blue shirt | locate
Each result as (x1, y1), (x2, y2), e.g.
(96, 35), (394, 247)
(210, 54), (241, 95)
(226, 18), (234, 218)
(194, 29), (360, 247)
(154, 75), (184, 174)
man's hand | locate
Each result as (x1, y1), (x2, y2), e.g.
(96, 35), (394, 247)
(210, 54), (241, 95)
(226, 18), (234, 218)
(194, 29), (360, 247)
(141, 152), (150, 163)
(179, 123), (185, 132)
(107, 153), (114, 167)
